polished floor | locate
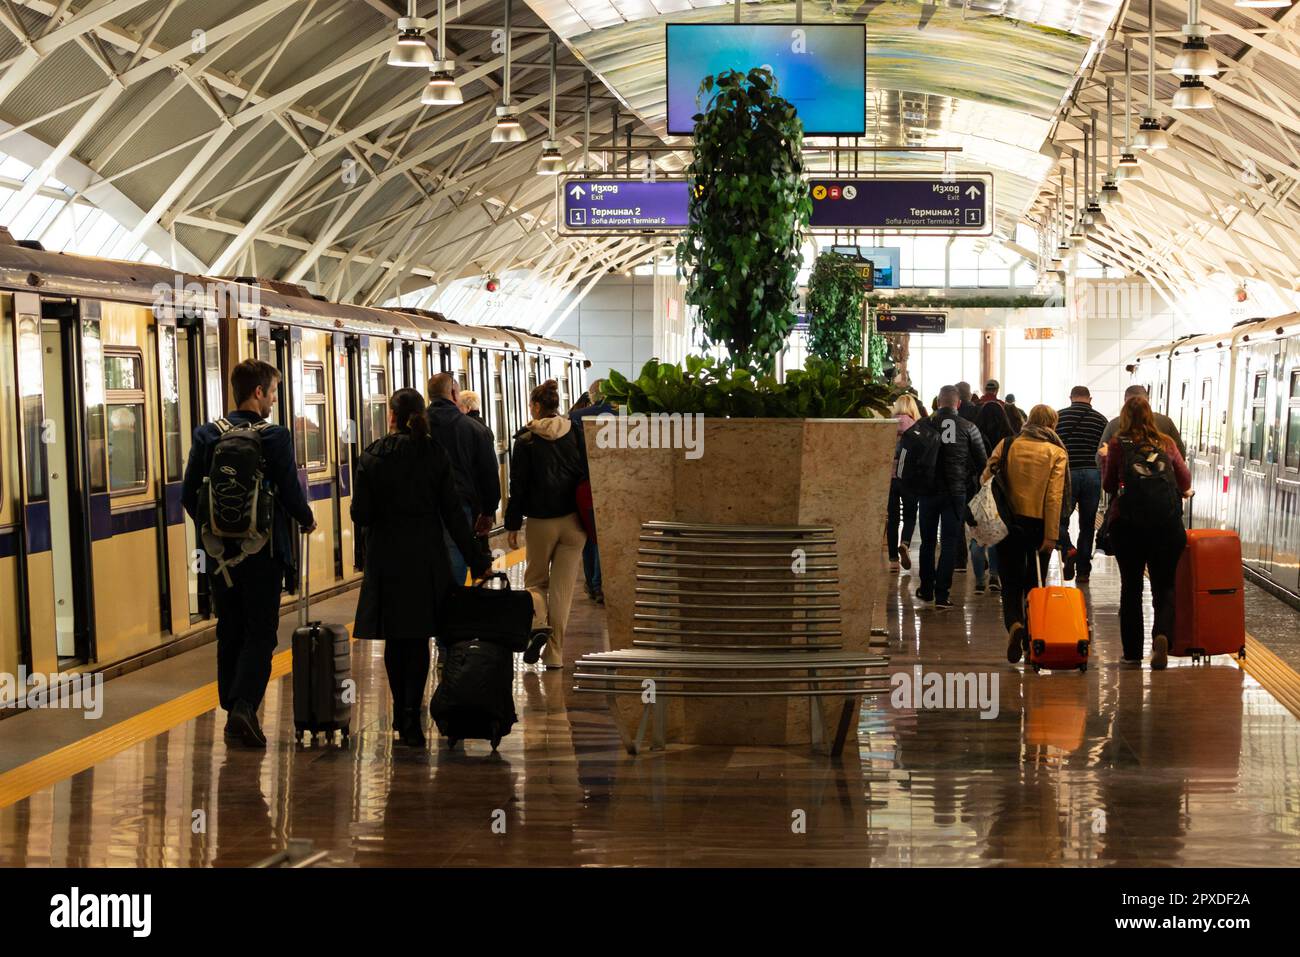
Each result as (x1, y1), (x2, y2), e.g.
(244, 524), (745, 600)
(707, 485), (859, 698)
(2, 549), (1299, 867)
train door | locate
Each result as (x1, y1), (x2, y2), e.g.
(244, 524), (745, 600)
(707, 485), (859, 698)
(340, 335), (366, 576)
(1279, 357), (1300, 596)
(490, 349), (510, 524)
(174, 312), (214, 621)
(0, 294), (23, 693)
(1236, 342), (1278, 574)
(154, 306), (191, 637)
(295, 329), (333, 593)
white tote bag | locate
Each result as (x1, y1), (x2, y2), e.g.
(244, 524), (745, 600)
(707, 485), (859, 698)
(968, 476), (1009, 547)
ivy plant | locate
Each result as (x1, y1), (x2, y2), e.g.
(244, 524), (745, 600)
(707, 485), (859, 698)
(806, 252), (866, 367)
(675, 67), (811, 376)
(603, 356), (896, 420)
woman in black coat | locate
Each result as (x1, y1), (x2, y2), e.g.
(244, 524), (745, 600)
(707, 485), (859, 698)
(351, 388), (489, 746)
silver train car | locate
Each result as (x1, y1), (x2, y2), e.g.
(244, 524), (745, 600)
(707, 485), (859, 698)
(0, 237), (584, 690)
(1129, 313), (1300, 603)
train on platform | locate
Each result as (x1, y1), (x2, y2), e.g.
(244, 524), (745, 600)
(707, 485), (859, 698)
(0, 236), (585, 689)
(1129, 313), (1300, 605)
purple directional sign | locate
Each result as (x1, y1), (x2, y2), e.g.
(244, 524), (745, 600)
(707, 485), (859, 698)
(809, 174), (994, 235)
(559, 177), (690, 234)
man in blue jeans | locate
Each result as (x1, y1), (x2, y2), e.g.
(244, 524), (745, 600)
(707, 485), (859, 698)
(1055, 385), (1108, 583)
(917, 385), (987, 608)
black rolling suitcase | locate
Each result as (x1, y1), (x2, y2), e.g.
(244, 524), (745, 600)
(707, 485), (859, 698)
(429, 639), (517, 750)
(291, 531), (352, 746)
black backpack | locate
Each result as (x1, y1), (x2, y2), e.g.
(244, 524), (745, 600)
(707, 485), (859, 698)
(1116, 437), (1182, 531)
(198, 417), (274, 584)
(895, 417), (942, 493)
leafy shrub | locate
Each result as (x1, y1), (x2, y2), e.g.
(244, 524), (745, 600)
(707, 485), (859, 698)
(807, 252), (866, 366)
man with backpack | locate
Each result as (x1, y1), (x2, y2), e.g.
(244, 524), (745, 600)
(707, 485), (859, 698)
(898, 384), (987, 609)
(182, 358), (316, 748)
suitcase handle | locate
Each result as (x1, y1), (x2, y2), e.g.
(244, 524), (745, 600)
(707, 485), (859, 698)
(299, 527), (311, 627)
(474, 571), (511, 590)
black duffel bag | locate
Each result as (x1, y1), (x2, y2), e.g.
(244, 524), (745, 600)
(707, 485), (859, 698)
(438, 571), (535, 652)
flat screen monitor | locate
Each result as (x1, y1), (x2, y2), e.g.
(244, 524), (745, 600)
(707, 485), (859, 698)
(831, 245), (900, 289)
(665, 23), (866, 137)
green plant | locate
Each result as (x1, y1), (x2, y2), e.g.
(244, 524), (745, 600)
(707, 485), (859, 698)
(806, 252), (866, 367)
(675, 67), (811, 375)
(603, 355), (895, 420)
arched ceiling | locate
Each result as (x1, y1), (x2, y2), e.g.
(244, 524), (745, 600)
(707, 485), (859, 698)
(3, 0), (1294, 320)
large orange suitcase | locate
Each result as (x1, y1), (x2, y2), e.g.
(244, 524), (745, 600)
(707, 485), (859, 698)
(1026, 560), (1090, 673)
(1173, 529), (1246, 663)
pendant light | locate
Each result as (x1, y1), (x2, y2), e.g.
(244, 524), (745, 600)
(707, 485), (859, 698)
(536, 38), (564, 175)
(1172, 0), (1218, 77)
(1173, 76), (1215, 110)
(491, 0), (526, 143)
(1086, 111), (1105, 227)
(421, 0), (462, 105)
(1117, 48), (1142, 181)
(1069, 152), (1086, 248)
(1134, 0), (1169, 149)
(1055, 172), (1072, 261)
(1099, 83), (1122, 205)
(389, 0), (434, 68)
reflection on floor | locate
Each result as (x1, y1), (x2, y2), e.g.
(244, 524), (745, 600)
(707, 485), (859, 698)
(2, 549), (1299, 867)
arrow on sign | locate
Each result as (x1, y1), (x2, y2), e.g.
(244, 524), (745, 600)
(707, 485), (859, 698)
(570, 184), (586, 199)
(965, 185), (981, 199)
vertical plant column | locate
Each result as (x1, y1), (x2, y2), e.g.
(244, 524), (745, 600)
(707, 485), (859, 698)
(675, 68), (812, 375)
(806, 251), (866, 368)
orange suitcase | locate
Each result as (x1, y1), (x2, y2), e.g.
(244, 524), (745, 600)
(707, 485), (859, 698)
(1173, 529), (1246, 663)
(1026, 559), (1090, 673)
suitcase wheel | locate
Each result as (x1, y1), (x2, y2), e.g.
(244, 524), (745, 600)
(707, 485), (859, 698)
(1238, 645), (1246, 660)
(1031, 664), (1041, 674)
(1078, 663), (1087, 673)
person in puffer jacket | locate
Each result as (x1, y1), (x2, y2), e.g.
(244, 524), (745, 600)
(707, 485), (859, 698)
(504, 379), (588, 669)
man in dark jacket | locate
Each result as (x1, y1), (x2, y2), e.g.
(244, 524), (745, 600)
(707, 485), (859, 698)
(917, 384), (987, 608)
(427, 373), (499, 582)
(570, 379), (614, 603)
(955, 381), (979, 423)
(181, 359), (315, 748)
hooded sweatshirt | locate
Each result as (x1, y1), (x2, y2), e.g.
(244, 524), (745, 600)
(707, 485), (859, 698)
(503, 414), (586, 530)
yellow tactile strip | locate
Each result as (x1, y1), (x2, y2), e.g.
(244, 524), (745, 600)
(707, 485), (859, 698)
(1240, 633), (1300, 720)
(0, 549), (526, 810)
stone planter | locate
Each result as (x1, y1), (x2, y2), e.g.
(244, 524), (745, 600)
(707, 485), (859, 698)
(583, 417), (897, 749)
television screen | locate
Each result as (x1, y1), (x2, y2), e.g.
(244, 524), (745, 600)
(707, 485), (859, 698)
(831, 245), (900, 289)
(666, 23), (866, 136)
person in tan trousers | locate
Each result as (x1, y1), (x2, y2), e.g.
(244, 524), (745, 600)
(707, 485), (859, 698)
(504, 380), (588, 669)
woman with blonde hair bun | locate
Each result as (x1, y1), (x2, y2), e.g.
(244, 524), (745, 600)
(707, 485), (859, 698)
(887, 393), (924, 571)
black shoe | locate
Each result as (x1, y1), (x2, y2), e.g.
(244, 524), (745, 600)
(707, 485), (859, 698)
(227, 701), (267, 749)
(916, 585), (934, 603)
(975, 579), (986, 594)
(1006, 623), (1026, 664)
(523, 627), (553, 665)
(935, 596), (954, 609)
(397, 709), (426, 748)
(989, 575), (1001, 593)
(593, 590), (605, 606)
(1062, 547), (1077, 582)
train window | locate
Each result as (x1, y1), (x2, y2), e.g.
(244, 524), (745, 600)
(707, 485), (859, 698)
(1198, 379), (1211, 454)
(1291, 369), (1300, 399)
(18, 316), (47, 501)
(105, 350), (147, 493)
(493, 364), (507, 451)
(366, 363), (388, 446)
(527, 355), (539, 395)
(160, 326), (182, 483)
(1253, 374), (1267, 400)
(82, 318), (107, 493)
(1286, 410), (1300, 471)
(301, 363), (327, 469)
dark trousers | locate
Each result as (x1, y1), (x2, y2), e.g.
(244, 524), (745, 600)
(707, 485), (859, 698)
(443, 503), (475, 587)
(1058, 467), (1102, 575)
(887, 480), (918, 561)
(210, 550), (284, 712)
(384, 639), (431, 716)
(1113, 531), (1185, 660)
(583, 538), (602, 593)
(918, 492), (965, 600)
(994, 516), (1049, 633)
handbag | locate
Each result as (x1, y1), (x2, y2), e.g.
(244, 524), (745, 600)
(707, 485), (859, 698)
(968, 477), (1010, 547)
(1095, 495), (1119, 555)
(438, 572), (537, 651)
(575, 478), (596, 542)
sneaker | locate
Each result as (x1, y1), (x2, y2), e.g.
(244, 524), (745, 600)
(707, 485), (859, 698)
(916, 585), (934, 603)
(1150, 634), (1169, 671)
(227, 701), (267, 749)
(988, 576), (1001, 593)
(1062, 547), (1078, 582)
(1006, 622), (1026, 664)
(934, 596), (954, 610)
(889, 560), (900, 572)
(593, 590), (605, 606)
(898, 543), (912, 571)
(974, 579), (986, 594)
